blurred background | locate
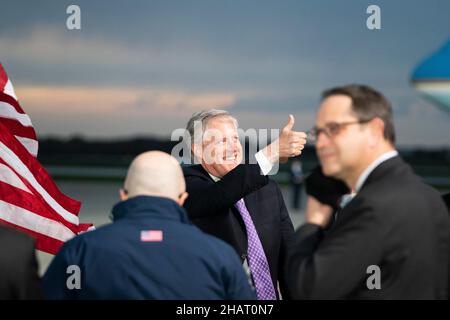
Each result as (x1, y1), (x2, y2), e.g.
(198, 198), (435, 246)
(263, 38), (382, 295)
(1, 0), (449, 274)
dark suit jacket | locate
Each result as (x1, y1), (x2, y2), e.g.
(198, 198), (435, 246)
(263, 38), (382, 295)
(183, 164), (295, 299)
(0, 225), (42, 299)
(287, 156), (450, 299)
(443, 193), (450, 213)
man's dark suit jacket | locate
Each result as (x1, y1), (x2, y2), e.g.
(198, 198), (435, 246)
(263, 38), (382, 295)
(443, 193), (450, 213)
(287, 156), (450, 299)
(0, 225), (42, 299)
(183, 164), (295, 299)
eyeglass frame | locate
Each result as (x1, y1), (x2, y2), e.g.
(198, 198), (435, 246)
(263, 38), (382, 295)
(307, 118), (373, 142)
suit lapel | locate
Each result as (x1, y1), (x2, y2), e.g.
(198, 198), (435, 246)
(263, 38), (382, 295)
(338, 156), (406, 225)
(359, 156), (404, 193)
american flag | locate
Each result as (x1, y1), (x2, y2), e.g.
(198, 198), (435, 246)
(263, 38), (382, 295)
(140, 230), (163, 242)
(0, 62), (93, 255)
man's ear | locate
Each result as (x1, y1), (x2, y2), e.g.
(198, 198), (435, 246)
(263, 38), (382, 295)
(368, 117), (385, 145)
(192, 143), (206, 165)
(119, 188), (128, 201)
(177, 192), (189, 206)
(191, 143), (202, 160)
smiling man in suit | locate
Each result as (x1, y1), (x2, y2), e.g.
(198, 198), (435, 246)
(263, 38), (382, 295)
(182, 109), (307, 300)
(287, 84), (450, 299)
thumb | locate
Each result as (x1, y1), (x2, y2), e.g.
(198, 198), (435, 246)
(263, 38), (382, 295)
(283, 114), (295, 132)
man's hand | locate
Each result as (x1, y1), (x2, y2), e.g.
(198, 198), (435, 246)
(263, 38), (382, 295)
(262, 115), (307, 164)
(304, 166), (350, 211)
(305, 196), (334, 228)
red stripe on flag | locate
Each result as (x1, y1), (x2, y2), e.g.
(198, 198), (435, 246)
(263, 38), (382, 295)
(0, 92), (27, 114)
(0, 118), (37, 141)
(0, 122), (81, 214)
(0, 179), (81, 234)
(0, 64), (7, 91)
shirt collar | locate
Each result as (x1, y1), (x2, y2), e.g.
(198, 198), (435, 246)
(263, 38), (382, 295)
(111, 195), (191, 224)
(340, 192), (357, 208)
(355, 150), (399, 192)
(208, 172), (221, 182)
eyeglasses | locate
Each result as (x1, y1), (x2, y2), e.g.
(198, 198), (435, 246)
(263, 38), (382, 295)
(308, 119), (372, 142)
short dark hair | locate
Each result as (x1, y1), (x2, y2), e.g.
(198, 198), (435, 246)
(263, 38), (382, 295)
(322, 84), (395, 144)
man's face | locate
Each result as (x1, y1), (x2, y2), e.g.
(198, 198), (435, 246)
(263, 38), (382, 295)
(315, 95), (370, 181)
(197, 116), (243, 178)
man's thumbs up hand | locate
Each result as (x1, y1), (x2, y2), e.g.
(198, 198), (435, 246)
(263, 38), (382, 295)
(283, 114), (295, 132)
(262, 115), (307, 164)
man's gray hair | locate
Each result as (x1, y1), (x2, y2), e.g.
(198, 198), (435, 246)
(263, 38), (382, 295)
(186, 109), (238, 145)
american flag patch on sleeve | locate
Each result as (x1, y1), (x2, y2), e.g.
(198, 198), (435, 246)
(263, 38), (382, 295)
(140, 230), (163, 242)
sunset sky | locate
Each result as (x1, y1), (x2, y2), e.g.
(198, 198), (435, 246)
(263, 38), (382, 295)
(1, 0), (449, 147)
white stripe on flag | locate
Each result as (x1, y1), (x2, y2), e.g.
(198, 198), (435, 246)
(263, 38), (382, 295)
(0, 162), (32, 193)
(0, 200), (75, 242)
(0, 101), (33, 126)
(3, 79), (17, 99)
(0, 141), (79, 225)
(14, 136), (38, 157)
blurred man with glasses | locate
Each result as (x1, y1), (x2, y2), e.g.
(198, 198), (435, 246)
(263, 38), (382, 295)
(287, 84), (449, 299)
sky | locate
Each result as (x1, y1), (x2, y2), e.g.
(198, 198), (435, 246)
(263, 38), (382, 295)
(1, 0), (449, 147)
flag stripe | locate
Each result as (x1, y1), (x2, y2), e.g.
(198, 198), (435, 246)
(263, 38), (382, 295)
(0, 67), (7, 91)
(0, 200), (76, 242)
(0, 118), (37, 140)
(0, 162), (31, 193)
(2, 80), (17, 100)
(0, 92), (26, 114)
(0, 137), (80, 224)
(0, 89), (37, 157)
(0, 74), (38, 157)
(0, 101), (33, 126)
(0, 177), (81, 234)
(0, 122), (81, 214)
(0, 162), (81, 233)
(14, 136), (38, 157)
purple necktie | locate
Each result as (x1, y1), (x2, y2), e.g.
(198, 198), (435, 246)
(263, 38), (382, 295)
(235, 198), (277, 300)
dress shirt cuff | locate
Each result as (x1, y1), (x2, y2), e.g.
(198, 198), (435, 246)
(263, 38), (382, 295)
(255, 150), (273, 176)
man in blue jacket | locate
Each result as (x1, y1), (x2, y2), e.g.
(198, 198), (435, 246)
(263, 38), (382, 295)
(43, 151), (255, 300)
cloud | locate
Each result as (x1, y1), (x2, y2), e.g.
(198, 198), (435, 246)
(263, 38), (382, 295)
(0, 26), (156, 67)
(0, 25), (238, 71)
(0, 25), (324, 90)
(15, 85), (237, 115)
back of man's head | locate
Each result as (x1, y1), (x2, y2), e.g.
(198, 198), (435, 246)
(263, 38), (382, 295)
(122, 151), (187, 204)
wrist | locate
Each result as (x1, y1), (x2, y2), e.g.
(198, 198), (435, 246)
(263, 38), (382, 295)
(262, 142), (280, 164)
(306, 214), (329, 228)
